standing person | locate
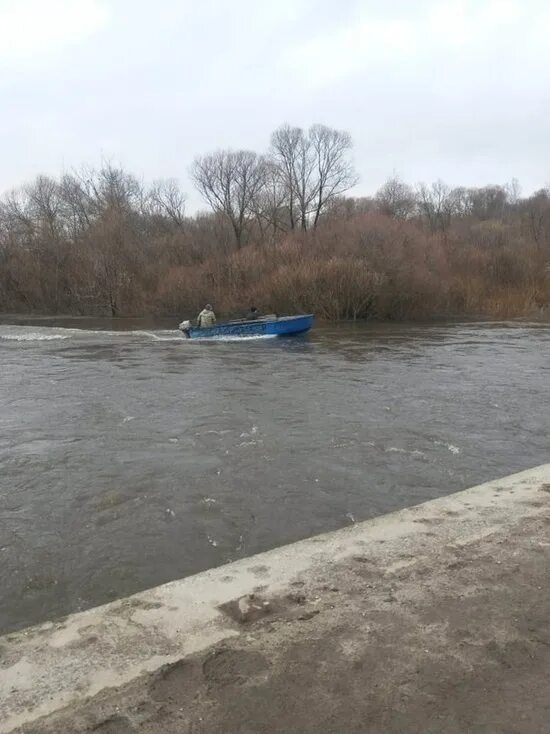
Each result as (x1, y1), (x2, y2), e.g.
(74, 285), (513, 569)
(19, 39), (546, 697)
(197, 304), (216, 328)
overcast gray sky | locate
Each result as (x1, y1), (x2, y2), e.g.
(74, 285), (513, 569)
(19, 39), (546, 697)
(1, 0), (549, 209)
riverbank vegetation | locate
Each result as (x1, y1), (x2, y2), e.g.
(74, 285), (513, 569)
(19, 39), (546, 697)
(1, 124), (549, 320)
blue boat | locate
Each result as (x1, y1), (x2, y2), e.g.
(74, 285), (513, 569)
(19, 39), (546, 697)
(179, 314), (314, 339)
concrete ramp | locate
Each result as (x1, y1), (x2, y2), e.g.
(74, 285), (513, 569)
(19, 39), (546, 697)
(2, 464), (550, 733)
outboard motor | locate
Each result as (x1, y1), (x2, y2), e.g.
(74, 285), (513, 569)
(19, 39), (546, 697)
(178, 320), (191, 338)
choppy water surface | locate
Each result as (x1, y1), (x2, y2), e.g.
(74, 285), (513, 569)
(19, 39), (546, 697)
(1, 318), (549, 634)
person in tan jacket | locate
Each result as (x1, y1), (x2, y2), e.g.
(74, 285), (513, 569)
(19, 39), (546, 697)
(197, 304), (216, 328)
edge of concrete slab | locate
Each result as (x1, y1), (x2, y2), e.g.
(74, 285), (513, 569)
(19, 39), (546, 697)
(1, 464), (550, 733)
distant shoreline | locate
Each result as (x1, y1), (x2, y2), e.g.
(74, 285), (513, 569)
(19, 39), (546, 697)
(1, 311), (549, 326)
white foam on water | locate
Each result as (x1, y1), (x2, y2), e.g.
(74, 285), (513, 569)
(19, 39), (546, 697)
(385, 447), (427, 458)
(434, 440), (461, 455)
(187, 334), (277, 343)
(239, 425), (259, 439)
(0, 326), (83, 342)
(0, 325), (278, 344)
(0, 325), (80, 341)
(0, 325), (184, 343)
(124, 330), (183, 342)
(0, 332), (71, 342)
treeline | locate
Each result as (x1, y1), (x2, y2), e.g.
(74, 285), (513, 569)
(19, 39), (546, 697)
(1, 123), (549, 320)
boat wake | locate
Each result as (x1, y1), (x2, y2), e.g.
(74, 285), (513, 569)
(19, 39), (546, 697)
(0, 333), (72, 342)
(124, 330), (183, 342)
(0, 325), (183, 343)
(187, 334), (277, 343)
(0, 327), (74, 342)
(0, 324), (278, 344)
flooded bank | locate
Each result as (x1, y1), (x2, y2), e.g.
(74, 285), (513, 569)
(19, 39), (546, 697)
(1, 319), (549, 633)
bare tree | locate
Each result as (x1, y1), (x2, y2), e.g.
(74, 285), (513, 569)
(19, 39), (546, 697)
(416, 180), (459, 232)
(464, 186), (509, 221)
(146, 179), (186, 229)
(375, 176), (416, 219)
(323, 195), (377, 221)
(25, 176), (65, 242)
(250, 161), (290, 239)
(191, 150), (267, 247)
(504, 178), (521, 206)
(270, 123), (358, 230)
(309, 124), (358, 227)
(521, 188), (550, 244)
(25, 176), (67, 305)
(0, 188), (34, 247)
(59, 173), (94, 239)
(72, 163), (142, 218)
(269, 125), (304, 230)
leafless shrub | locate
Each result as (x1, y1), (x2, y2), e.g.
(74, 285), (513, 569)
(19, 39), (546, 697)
(1, 152), (549, 320)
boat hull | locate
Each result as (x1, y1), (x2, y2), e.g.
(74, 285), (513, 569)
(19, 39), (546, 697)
(186, 314), (314, 339)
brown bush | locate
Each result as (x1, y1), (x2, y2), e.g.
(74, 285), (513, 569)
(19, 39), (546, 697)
(1, 167), (550, 321)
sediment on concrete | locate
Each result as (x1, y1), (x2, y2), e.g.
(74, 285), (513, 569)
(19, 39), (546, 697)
(1, 465), (550, 733)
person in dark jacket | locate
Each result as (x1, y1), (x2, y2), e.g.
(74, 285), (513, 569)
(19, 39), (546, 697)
(246, 306), (259, 320)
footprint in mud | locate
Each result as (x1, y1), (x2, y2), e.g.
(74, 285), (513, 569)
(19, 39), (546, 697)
(219, 593), (273, 624)
(202, 647), (269, 687)
(286, 591), (307, 605)
(90, 715), (134, 733)
(447, 560), (468, 570)
(413, 517), (442, 525)
(352, 555), (382, 581)
(149, 658), (201, 703)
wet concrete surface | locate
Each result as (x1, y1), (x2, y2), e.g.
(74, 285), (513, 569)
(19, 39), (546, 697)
(3, 466), (550, 734)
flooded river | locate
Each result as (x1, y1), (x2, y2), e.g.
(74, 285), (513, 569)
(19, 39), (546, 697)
(1, 318), (549, 634)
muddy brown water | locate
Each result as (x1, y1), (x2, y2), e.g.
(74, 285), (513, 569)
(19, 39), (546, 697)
(0, 317), (549, 635)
